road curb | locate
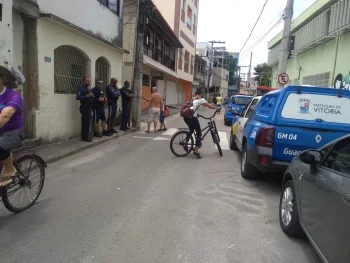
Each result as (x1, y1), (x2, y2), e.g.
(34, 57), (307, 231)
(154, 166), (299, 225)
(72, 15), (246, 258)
(42, 131), (134, 165)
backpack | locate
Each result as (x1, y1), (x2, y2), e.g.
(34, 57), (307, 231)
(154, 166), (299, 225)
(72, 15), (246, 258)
(164, 106), (170, 117)
(180, 99), (195, 118)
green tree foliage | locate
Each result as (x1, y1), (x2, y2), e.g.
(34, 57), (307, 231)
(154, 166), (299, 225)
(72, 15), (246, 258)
(254, 63), (272, 87)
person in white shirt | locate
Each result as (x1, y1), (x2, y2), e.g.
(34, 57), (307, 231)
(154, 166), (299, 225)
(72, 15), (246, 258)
(184, 89), (217, 158)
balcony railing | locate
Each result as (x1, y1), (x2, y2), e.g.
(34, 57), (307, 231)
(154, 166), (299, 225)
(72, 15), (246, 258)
(143, 43), (175, 71)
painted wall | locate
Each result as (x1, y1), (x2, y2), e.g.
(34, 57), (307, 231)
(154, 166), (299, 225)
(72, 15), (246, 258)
(271, 36), (339, 87)
(12, 11), (24, 70)
(212, 67), (229, 88)
(37, 0), (122, 43)
(36, 19), (123, 142)
(153, 0), (175, 30)
(0, 0), (13, 66)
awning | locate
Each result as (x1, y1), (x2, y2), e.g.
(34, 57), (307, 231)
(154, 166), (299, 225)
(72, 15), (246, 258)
(258, 86), (277, 91)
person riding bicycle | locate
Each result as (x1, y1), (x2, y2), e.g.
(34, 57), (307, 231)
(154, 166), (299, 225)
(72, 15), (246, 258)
(0, 73), (24, 187)
(184, 89), (218, 158)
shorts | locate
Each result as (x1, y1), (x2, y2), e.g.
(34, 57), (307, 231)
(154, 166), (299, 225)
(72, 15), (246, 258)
(108, 102), (117, 119)
(0, 129), (24, 151)
(148, 108), (161, 122)
(93, 107), (106, 122)
(159, 111), (165, 123)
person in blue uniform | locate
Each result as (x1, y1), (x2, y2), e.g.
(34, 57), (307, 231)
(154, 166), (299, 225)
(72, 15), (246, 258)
(76, 76), (94, 142)
(106, 78), (120, 134)
(91, 80), (112, 138)
(120, 81), (134, 131)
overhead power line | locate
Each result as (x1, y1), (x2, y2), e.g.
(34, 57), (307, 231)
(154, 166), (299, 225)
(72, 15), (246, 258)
(240, 16), (283, 61)
(238, 0), (270, 54)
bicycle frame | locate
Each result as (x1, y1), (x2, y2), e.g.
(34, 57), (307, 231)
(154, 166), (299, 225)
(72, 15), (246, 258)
(0, 146), (47, 198)
(196, 120), (215, 141)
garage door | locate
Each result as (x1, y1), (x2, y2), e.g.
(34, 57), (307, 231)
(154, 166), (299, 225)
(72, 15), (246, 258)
(166, 80), (177, 105)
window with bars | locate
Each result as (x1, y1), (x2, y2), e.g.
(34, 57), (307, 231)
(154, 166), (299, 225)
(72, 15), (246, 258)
(180, 0), (185, 22)
(193, 14), (197, 35)
(184, 51), (190, 73)
(302, 72), (330, 87)
(97, 0), (120, 17)
(190, 55), (194, 75)
(95, 57), (111, 91)
(178, 49), (184, 70)
(54, 45), (91, 94)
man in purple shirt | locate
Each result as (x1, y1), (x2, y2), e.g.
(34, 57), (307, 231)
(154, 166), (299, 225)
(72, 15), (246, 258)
(0, 74), (24, 187)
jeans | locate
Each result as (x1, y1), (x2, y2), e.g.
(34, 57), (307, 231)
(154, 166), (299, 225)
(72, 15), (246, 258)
(184, 117), (202, 146)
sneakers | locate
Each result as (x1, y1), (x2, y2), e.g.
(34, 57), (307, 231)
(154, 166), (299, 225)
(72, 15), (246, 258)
(110, 128), (118, 134)
(193, 152), (202, 158)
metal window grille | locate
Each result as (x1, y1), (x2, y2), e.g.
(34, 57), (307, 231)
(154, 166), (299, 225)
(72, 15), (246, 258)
(302, 72), (330, 87)
(95, 57), (111, 91)
(54, 46), (91, 94)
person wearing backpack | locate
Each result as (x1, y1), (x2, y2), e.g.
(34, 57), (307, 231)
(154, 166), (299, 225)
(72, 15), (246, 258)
(181, 89), (218, 158)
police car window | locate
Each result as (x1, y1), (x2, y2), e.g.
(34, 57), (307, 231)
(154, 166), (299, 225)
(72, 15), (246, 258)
(323, 137), (350, 175)
(245, 99), (259, 118)
(241, 101), (252, 116)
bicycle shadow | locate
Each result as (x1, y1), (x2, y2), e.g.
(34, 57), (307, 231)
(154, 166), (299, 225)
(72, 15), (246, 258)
(0, 197), (54, 232)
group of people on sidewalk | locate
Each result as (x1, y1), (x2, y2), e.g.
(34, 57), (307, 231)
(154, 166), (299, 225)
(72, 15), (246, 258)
(76, 77), (134, 142)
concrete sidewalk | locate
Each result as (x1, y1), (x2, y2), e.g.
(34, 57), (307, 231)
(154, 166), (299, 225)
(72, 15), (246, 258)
(35, 109), (180, 164)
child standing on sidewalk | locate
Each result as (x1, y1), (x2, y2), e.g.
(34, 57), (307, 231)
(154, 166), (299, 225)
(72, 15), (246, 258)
(158, 103), (168, 131)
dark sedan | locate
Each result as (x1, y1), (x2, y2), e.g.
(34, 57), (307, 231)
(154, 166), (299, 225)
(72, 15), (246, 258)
(279, 134), (350, 263)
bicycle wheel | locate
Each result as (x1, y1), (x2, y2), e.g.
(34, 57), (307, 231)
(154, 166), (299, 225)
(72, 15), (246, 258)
(212, 120), (220, 142)
(211, 131), (223, 157)
(2, 155), (45, 213)
(170, 131), (194, 157)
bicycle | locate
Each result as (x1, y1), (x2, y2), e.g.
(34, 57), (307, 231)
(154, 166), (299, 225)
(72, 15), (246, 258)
(0, 145), (46, 213)
(170, 110), (222, 157)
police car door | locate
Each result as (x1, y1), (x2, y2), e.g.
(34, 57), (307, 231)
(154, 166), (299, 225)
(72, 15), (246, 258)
(236, 98), (259, 148)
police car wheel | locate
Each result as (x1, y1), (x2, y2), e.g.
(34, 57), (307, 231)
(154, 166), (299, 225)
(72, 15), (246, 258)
(241, 144), (260, 180)
(229, 132), (238, 151)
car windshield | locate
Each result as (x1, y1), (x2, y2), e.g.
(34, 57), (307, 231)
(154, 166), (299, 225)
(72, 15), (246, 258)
(232, 97), (251, 105)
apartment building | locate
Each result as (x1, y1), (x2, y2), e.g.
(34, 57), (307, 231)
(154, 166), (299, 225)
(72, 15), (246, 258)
(0, 0), (126, 142)
(123, 0), (183, 107)
(153, 0), (199, 101)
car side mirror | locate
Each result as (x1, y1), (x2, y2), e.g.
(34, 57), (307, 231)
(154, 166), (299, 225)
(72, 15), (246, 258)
(300, 150), (322, 166)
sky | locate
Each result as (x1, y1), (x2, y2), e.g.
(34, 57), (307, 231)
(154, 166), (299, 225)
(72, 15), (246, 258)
(197, 0), (317, 76)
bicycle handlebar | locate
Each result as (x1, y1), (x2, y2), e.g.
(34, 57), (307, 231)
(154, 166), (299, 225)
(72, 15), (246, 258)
(197, 109), (219, 120)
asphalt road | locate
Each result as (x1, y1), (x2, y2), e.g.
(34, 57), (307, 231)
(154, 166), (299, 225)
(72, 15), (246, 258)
(0, 108), (321, 263)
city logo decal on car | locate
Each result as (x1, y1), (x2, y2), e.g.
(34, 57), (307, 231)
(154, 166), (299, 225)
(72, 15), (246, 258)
(298, 98), (311, 114)
(250, 126), (259, 139)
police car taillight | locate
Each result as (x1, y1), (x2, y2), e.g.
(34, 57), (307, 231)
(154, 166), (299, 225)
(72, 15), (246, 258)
(256, 127), (275, 148)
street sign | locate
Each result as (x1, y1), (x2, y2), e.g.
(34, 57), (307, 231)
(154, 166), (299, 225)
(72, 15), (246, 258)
(277, 73), (289, 85)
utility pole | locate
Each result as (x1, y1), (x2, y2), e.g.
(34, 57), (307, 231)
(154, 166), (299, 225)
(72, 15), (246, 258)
(131, 0), (149, 130)
(207, 40), (225, 96)
(247, 52), (253, 89)
(277, 0), (294, 89)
